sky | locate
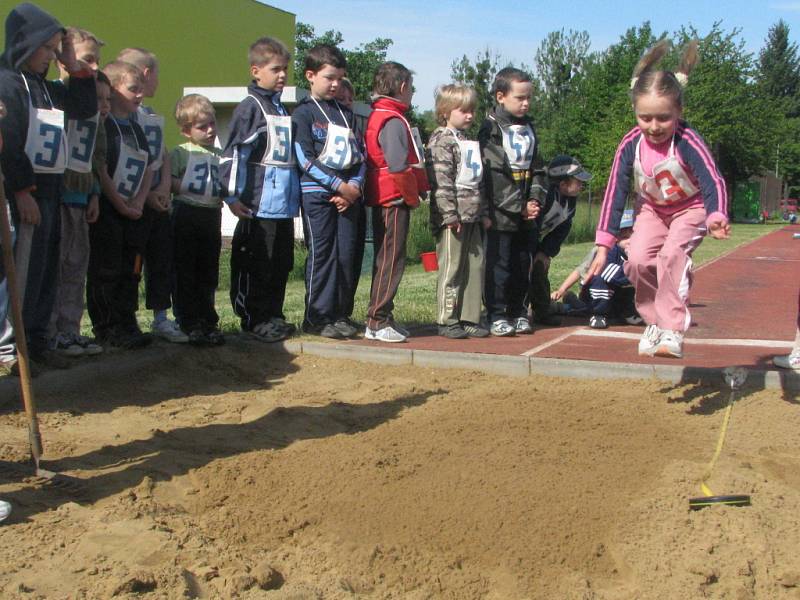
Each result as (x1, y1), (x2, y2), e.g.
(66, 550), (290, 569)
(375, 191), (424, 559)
(266, 0), (800, 110)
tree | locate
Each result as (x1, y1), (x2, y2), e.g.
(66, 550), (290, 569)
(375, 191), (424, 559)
(293, 22), (392, 102)
(757, 19), (800, 117)
(450, 48), (506, 137)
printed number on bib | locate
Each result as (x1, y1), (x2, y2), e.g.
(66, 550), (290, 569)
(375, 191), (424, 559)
(66, 115), (99, 173)
(655, 171), (689, 203)
(261, 115), (293, 166)
(181, 154), (222, 198)
(144, 124), (163, 163)
(116, 155), (147, 198)
(34, 122), (63, 169)
(453, 135), (482, 189)
(502, 125), (535, 170)
(319, 123), (361, 171)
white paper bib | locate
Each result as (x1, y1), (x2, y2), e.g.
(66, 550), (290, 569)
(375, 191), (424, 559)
(634, 138), (699, 206)
(65, 113), (99, 173)
(449, 129), (482, 189)
(179, 150), (221, 200)
(110, 118), (148, 200)
(22, 75), (66, 174)
(311, 98), (362, 171)
(501, 123), (535, 170)
(247, 95), (294, 166)
(137, 108), (165, 170)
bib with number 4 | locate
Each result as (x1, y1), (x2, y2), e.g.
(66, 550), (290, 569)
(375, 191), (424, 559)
(110, 118), (149, 200)
(247, 95), (294, 166)
(634, 138), (699, 206)
(449, 129), (482, 189)
(22, 74), (66, 174)
(311, 97), (363, 171)
(179, 151), (222, 201)
(65, 114), (99, 173)
(501, 123), (535, 170)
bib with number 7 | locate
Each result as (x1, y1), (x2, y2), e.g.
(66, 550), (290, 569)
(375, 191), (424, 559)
(634, 138), (699, 206)
(21, 74), (66, 174)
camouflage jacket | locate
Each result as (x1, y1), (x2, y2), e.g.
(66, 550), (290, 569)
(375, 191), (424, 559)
(425, 126), (487, 233)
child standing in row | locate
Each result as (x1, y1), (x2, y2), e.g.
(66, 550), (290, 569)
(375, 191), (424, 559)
(588, 41), (729, 358)
(426, 84), (490, 339)
(220, 37), (299, 343)
(293, 44), (365, 339)
(364, 61), (429, 343)
(0, 3), (97, 368)
(49, 27), (106, 357)
(170, 94), (224, 345)
(87, 60), (153, 348)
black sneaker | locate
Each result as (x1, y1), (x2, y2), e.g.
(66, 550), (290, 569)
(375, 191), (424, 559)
(438, 323), (469, 339)
(333, 318), (358, 338)
(205, 328), (225, 346)
(589, 315), (608, 329)
(319, 323), (345, 339)
(461, 322), (489, 338)
(187, 328), (210, 346)
(112, 329), (153, 350)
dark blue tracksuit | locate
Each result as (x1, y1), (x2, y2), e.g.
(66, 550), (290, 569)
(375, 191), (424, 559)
(292, 97), (365, 329)
(586, 244), (635, 317)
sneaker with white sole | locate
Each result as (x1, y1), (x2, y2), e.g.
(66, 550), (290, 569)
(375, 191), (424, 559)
(51, 333), (86, 357)
(490, 319), (516, 337)
(513, 317), (533, 334)
(75, 335), (103, 355)
(364, 325), (407, 343)
(655, 330), (684, 358)
(0, 499), (10, 523)
(151, 319), (189, 343)
(623, 314), (643, 326)
(774, 350), (800, 370)
(247, 321), (287, 343)
(638, 324), (662, 356)
(389, 320), (409, 337)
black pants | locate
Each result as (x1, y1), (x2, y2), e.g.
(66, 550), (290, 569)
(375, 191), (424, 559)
(172, 203), (221, 332)
(301, 192), (361, 328)
(87, 200), (144, 336)
(484, 228), (529, 323)
(527, 233), (553, 318)
(229, 217), (294, 331)
(142, 205), (172, 311)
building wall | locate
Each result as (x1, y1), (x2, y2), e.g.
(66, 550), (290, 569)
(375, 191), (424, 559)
(0, 0), (295, 146)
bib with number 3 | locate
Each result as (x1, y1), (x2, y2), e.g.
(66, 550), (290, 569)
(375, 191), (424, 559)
(65, 114), (99, 174)
(137, 109), (165, 170)
(110, 118), (148, 200)
(501, 124), (535, 170)
(247, 95), (294, 167)
(179, 151), (222, 200)
(21, 74), (66, 174)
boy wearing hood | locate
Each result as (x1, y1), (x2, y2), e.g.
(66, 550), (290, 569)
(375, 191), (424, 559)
(0, 2), (97, 369)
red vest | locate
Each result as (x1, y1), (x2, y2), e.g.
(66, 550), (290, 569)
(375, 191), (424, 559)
(365, 97), (430, 207)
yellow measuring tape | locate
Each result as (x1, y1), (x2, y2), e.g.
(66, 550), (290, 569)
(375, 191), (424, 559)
(699, 389), (735, 497)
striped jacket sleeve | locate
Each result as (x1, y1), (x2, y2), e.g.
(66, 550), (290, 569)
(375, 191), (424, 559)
(595, 128), (639, 248)
(218, 99), (261, 204)
(677, 125), (728, 226)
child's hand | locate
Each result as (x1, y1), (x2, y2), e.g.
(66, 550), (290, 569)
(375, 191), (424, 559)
(338, 182), (361, 203)
(446, 221), (462, 233)
(551, 289), (565, 301)
(56, 34), (80, 74)
(86, 195), (99, 224)
(330, 195), (350, 213)
(228, 200), (253, 219)
(146, 191), (169, 212)
(121, 204), (142, 220)
(481, 216), (492, 230)
(585, 245), (609, 280)
(14, 191), (40, 225)
(708, 220), (731, 240)
(523, 200), (540, 220)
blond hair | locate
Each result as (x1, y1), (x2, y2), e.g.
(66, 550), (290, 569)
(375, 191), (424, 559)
(66, 27), (104, 47)
(117, 47), (158, 71)
(103, 60), (143, 87)
(434, 84), (478, 125)
(631, 39), (699, 109)
(248, 37), (290, 66)
(175, 94), (215, 130)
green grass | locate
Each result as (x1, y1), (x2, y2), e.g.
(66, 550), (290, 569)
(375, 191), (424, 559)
(111, 222), (782, 337)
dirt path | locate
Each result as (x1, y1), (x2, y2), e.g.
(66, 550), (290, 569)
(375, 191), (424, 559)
(0, 343), (797, 599)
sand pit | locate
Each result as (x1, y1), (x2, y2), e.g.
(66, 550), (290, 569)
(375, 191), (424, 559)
(0, 342), (798, 599)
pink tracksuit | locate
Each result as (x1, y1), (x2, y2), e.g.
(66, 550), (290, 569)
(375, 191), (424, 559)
(596, 122), (728, 332)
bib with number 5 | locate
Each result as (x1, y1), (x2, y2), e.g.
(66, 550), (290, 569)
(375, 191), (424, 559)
(449, 130), (482, 189)
(501, 124), (535, 170)
(65, 114), (99, 174)
(110, 118), (149, 200)
(634, 138), (699, 206)
(179, 151), (222, 200)
(22, 74), (66, 174)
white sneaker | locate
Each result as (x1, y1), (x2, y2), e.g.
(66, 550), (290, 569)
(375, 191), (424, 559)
(0, 499), (11, 522)
(774, 351), (800, 370)
(638, 324), (662, 356)
(490, 319), (516, 337)
(364, 325), (407, 343)
(513, 317), (533, 334)
(151, 319), (189, 343)
(655, 330), (684, 358)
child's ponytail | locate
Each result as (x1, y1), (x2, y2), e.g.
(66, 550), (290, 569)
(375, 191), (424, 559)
(631, 39), (699, 110)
